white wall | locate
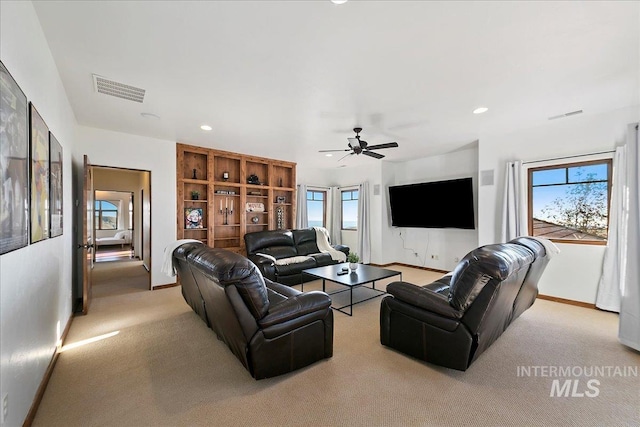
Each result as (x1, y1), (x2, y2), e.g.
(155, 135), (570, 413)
(477, 107), (639, 303)
(74, 126), (176, 287)
(0, 2), (77, 426)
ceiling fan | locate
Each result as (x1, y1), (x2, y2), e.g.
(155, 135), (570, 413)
(319, 127), (399, 161)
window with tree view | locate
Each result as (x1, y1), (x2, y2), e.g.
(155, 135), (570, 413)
(528, 159), (611, 243)
(95, 200), (118, 230)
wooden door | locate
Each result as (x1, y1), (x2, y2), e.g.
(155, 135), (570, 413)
(81, 155), (94, 314)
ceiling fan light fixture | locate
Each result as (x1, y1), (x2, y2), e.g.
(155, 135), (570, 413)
(325, 153), (333, 157)
(331, 0), (348, 4)
(473, 107), (489, 114)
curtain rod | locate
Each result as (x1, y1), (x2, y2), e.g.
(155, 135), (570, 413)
(522, 149), (615, 165)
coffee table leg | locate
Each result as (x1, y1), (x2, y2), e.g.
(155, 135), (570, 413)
(322, 279), (326, 293)
(350, 287), (353, 316)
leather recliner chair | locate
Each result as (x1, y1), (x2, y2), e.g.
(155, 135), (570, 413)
(173, 242), (334, 379)
(380, 237), (552, 371)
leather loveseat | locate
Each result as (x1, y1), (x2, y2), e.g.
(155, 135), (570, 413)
(380, 237), (553, 371)
(244, 228), (349, 285)
(173, 242), (334, 379)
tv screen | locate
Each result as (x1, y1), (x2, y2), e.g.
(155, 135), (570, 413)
(388, 178), (475, 229)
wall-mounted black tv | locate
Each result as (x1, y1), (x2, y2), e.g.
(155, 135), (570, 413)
(388, 177), (475, 229)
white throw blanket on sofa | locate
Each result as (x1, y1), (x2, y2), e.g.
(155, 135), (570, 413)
(162, 239), (202, 277)
(313, 227), (346, 262)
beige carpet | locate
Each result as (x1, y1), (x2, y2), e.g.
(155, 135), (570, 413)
(33, 264), (639, 426)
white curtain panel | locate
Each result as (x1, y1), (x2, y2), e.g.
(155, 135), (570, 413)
(618, 123), (640, 352)
(329, 186), (342, 245)
(501, 160), (527, 242)
(357, 181), (371, 264)
(295, 184), (308, 229)
(596, 146), (627, 312)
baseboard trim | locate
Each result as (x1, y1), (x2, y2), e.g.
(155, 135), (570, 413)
(22, 314), (74, 427)
(153, 283), (178, 290)
(370, 262), (449, 275)
(537, 294), (596, 309)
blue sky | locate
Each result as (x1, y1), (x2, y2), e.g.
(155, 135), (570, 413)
(531, 164), (608, 221)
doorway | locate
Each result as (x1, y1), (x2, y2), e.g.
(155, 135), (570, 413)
(94, 190), (134, 263)
(88, 166), (151, 298)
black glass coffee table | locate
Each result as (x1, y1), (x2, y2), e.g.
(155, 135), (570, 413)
(301, 263), (402, 316)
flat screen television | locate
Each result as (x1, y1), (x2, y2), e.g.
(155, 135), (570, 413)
(388, 177), (475, 229)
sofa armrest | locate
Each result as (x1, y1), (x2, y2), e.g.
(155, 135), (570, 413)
(333, 245), (349, 257)
(258, 291), (331, 328)
(248, 254), (276, 281)
(386, 281), (463, 319)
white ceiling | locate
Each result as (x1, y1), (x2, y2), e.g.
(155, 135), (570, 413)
(33, 1), (640, 170)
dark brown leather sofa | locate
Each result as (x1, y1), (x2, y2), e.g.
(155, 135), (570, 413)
(173, 242), (334, 379)
(380, 237), (552, 371)
(244, 228), (349, 285)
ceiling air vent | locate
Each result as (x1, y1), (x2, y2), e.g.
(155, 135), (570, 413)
(93, 74), (145, 103)
(548, 109), (583, 120)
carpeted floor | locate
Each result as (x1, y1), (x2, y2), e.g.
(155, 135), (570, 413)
(33, 264), (639, 426)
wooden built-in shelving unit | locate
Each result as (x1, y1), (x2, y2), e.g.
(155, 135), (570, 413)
(177, 143), (296, 254)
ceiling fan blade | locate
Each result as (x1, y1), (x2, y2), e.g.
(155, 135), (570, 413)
(319, 149), (351, 152)
(362, 150), (385, 159)
(338, 152), (354, 162)
(365, 142), (398, 150)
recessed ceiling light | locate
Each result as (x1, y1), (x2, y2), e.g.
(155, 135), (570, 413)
(473, 107), (488, 114)
(200, 125), (212, 131)
(140, 112), (160, 120)
(331, 0), (348, 4)
(325, 153), (333, 157)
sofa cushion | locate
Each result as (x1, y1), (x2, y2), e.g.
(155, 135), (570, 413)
(258, 246), (298, 260)
(245, 230), (295, 254)
(275, 257), (317, 277)
(293, 229), (320, 255)
(308, 253), (334, 266)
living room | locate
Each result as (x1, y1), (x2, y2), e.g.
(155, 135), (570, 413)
(1, 1), (638, 426)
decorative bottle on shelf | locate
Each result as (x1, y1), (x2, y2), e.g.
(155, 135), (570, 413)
(192, 168), (197, 179)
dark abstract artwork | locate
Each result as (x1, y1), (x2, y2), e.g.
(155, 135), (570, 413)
(0, 61), (29, 254)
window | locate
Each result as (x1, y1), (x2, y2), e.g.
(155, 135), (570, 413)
(528, 159), (611, 244)
(306, 190), (326, 228)
(341, 189), (358, 230)
(95, 200), (118, 230)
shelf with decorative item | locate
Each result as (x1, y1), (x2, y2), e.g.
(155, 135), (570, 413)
(214, 154), (241, 184)
(271, 163), (295, 188)
(181, 149), (209, 181)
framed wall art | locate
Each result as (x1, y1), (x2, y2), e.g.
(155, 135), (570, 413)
(49, 132), (63, 237)
(185, 207), (203, 229)
(29, 102), (49, 243)
(0, 61), (29, 254)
